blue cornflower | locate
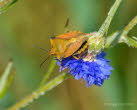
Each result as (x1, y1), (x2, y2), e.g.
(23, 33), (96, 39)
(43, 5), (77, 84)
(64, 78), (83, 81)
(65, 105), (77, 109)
(57, 52), (113, 87)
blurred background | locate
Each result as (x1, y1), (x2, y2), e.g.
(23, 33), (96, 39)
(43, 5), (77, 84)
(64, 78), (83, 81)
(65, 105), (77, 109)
(0, 0), (137, 110)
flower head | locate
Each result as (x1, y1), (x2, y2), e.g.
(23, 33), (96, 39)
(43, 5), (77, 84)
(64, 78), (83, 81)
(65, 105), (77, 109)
(57, 52), (113, 87)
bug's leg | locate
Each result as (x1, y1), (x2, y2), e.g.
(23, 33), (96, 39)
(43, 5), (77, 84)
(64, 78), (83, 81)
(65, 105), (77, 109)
(72, 55), (80, 60)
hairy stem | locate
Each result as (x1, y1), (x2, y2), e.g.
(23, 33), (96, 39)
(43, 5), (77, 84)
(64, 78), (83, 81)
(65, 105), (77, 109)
(8, 73), (70, 110)
(98, 0), (122, 37)
(122, 16), (137, 36)
(88, 0), (122, 53)
(105, 16), (137, 48)
(39, 59), (56, 87)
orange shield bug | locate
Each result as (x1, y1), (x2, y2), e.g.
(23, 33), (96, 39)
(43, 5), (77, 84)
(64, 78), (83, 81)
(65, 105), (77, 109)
(49, 31), (94, 60)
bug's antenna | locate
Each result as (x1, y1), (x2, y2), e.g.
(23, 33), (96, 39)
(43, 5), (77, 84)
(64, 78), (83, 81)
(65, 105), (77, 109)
(33, 45), (49, 53)
(40, 56), (50, 68)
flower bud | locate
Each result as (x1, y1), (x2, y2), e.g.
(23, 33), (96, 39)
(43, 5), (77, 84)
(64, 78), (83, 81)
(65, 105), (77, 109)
(87, 32), (105, 54)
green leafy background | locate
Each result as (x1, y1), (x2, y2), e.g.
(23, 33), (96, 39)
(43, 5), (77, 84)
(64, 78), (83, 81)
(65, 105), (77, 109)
(0, 0), (137, 110)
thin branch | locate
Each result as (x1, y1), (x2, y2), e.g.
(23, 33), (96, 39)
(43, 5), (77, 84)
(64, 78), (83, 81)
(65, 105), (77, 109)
(105, 16), (137, 48)
(121, 16), (137, 36)
(98, 0), (122, 37)
(39, 58), (56, 87)
(105, 31), (119, 48)
(8, 73), (70, 110)
(88, 0), (122, 53)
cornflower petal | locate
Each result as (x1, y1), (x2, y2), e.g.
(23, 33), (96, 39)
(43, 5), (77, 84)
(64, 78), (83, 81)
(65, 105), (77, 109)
(56, 52), (113, 87)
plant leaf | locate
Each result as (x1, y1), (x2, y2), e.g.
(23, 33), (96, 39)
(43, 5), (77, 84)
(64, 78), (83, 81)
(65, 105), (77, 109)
(0, 61), (14, 100)
(0, 0), (18, 14)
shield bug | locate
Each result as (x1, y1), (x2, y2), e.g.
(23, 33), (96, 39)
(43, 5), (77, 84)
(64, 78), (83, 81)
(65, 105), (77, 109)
(49, 31), (94, 60)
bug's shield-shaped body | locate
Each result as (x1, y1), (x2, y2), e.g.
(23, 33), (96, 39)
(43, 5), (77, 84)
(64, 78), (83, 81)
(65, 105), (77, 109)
(49, 31), (92, 60)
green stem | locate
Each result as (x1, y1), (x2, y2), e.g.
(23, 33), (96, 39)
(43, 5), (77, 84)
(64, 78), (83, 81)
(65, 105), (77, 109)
(8, 73), (70, 110)
(39, 59), (56, 87)
(122, 16), (137, 36)
(88, 0), (122, 53)
(105, 16), (137, 48)
(105, 31), (119, 48)
(98, 0), (122, 37)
